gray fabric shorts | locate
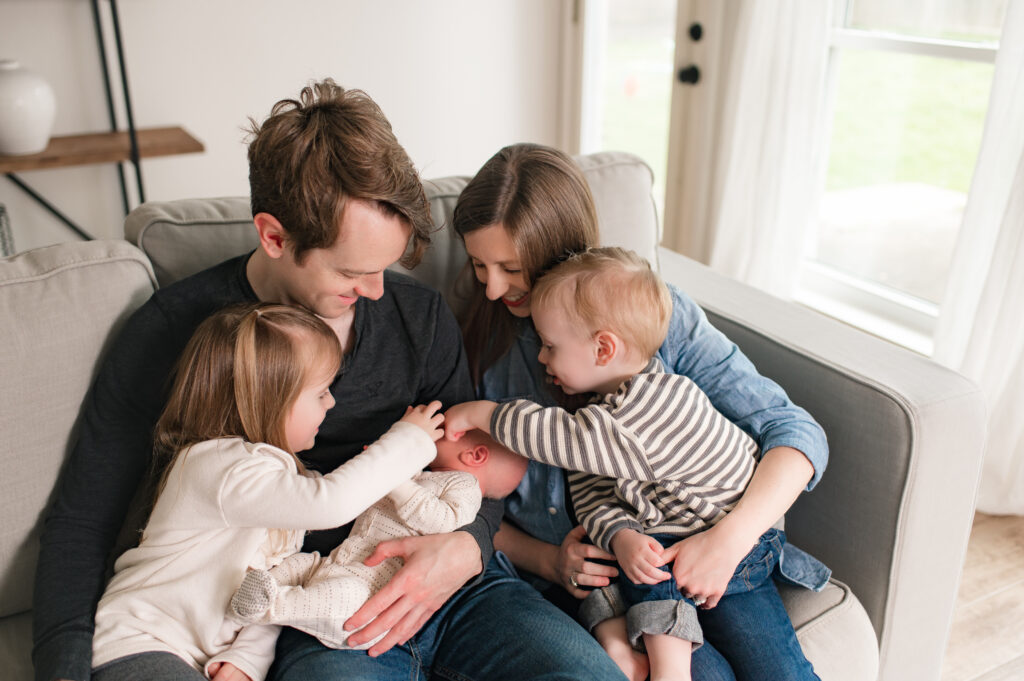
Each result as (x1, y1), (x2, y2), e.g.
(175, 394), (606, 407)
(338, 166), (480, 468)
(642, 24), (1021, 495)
(92, 651), (207, 681)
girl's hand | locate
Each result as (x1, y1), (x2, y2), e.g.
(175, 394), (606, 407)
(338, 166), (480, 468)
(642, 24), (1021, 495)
(401, 401), (445, 441)
(610, 529), (671, 585)
(556, 525), (618, 598)
(207, 661), (251, 681)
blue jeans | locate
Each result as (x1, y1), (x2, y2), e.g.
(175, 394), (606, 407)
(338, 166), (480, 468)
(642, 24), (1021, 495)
(619, 530), (786, 607)
(267, 554), (628, 681)
(692, 576), (819, 681)
(612, 530), (818, 681)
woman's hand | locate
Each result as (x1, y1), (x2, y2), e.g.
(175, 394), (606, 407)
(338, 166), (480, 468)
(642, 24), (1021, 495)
(666, 522), (752, 609)
(556, 525), (618, 598)
(668, 446), (814, 608)
(401, 400), (445, 441)
(207, 662), (252, 681)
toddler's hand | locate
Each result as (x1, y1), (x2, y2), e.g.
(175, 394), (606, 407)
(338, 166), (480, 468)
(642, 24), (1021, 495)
(610, 529), (672, 586)
(401, 400), (444, 441)
(443, 400), (495, 440)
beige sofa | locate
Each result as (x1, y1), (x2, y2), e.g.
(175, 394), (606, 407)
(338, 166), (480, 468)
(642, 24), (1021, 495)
(0, 152), (985, 681)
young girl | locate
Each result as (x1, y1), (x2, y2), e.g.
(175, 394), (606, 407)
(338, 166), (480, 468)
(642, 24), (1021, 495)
(451, 143), (830, 681)
(90, 303), (444, 681)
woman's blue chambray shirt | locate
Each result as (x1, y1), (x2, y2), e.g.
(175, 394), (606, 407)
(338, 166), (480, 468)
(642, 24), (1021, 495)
(480, 283), (831, 592)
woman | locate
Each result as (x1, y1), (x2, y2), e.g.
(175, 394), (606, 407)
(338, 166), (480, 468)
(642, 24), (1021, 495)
(451, 143), (829, 681)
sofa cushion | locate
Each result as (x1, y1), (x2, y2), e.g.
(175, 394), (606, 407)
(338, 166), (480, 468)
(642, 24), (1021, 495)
(783, 579), (879, 680)
(0, 241), (156, 620)
(125, 151), (662, 293)
(577, 151), (660, 267)
(125, 196), (256, 288)
(0, 612), (31, 681)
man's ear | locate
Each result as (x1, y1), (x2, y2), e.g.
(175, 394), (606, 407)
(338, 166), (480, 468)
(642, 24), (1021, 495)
(459, 445), (490, 468)
(253, 212), (288, 259)
(594, 331), (619, 367)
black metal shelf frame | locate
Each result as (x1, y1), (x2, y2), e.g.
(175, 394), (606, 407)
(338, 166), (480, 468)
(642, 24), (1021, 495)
(3, 0), (145, 240)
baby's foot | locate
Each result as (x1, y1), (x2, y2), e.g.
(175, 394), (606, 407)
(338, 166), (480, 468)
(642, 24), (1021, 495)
(230, 569), (277, 622)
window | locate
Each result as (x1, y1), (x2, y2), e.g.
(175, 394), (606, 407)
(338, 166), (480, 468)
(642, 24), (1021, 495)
(571, 0), (1008, 355)
(797, 0), (1006, 353)
(577, 0), (677, 226)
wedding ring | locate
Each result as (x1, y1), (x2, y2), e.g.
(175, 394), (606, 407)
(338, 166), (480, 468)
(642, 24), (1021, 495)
(569, 572), (580, 589)
(693, 595), (707, 606)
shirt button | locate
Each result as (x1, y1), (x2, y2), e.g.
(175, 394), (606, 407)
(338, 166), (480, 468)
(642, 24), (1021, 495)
(548, 507), (558, 515)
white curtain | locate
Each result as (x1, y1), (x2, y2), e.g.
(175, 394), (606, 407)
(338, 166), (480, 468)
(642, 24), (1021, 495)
(933, 1), (1024, 515)
(703, 1), (832, 298)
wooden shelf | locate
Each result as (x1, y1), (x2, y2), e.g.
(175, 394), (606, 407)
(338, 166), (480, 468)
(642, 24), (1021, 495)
(0, 126), (204, 173)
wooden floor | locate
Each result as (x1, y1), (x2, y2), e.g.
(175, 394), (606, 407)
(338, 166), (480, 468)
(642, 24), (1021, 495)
(941, 512), (1024, 680)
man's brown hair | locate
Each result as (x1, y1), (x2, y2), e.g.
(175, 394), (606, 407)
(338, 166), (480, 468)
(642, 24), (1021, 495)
(247, 79), (432, 266)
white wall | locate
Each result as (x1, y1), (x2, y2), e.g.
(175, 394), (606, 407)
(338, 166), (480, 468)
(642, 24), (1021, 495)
(0, 0), (567, 251)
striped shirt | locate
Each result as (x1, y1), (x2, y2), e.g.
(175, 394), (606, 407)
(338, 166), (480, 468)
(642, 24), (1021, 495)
(491, 358), (759, 551)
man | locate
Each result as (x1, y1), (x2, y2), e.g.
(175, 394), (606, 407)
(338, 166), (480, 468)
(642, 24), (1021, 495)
(32, 80), (624, 681)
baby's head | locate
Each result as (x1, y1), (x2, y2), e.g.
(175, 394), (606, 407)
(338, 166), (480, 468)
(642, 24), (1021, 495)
(530, 247), (671, 394)
(431, 429), (528, 499)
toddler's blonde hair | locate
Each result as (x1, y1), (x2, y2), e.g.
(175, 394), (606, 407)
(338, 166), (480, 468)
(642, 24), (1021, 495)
(532, 247), (671, 359)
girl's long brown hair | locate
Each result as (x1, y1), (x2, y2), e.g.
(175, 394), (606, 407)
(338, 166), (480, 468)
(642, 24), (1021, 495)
(150, 303), (341, 500)
(452, 143), (600, 387)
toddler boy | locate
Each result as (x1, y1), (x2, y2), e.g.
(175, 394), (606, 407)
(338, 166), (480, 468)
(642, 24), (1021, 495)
(444, 247), (779, 681)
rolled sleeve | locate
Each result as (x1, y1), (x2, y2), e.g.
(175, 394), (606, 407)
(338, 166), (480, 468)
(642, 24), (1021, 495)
(659, 284), (828, 489)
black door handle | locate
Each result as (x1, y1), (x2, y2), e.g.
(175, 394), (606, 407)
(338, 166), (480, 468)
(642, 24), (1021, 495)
(678, 65), (700, 85)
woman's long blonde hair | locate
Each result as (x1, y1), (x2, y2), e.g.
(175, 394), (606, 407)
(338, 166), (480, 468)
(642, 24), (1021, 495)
(452, 143), (600, 386)
(151, 303), (341, 498)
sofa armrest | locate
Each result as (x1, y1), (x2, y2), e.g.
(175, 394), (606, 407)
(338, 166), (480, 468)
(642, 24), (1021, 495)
(658, 247), (985, 681)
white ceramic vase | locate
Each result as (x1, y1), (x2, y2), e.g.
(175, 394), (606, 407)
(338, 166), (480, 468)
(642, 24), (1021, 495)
(0, 59), (57, 155)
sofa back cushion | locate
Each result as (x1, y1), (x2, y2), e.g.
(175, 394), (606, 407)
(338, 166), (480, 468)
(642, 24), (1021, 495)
(0, 241), (155, 618)
(125, 151), (660, 298)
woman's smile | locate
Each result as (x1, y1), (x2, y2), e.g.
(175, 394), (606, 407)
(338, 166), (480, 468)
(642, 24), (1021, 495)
(502, 291), (529, 308)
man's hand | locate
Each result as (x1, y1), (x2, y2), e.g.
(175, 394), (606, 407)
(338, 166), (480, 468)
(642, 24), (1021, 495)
(207, 661), (252, 681)
(610, 529), (671, 585)
(666, 523), (752, 609)
(344, 531), (481, 655)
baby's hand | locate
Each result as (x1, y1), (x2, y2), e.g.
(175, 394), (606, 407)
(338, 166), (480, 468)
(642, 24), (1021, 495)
(401, 400), (445, 441)
(610, 529), (672, 586)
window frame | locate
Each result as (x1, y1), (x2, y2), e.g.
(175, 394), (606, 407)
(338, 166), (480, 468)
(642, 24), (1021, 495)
(794, 7), (999, 355)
